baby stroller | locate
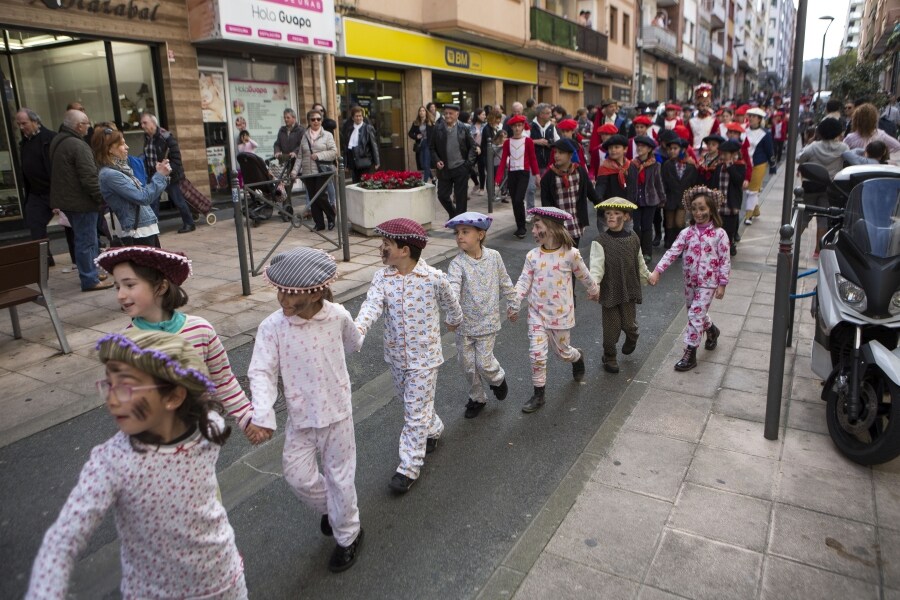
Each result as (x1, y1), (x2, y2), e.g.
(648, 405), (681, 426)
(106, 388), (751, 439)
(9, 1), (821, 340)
(236, 152), (295, 226)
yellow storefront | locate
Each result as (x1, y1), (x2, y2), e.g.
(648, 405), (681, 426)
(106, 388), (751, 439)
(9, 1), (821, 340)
(338, 17), (537, 171)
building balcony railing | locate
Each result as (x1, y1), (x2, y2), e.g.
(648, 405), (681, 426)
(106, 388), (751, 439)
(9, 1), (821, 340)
(529, 7), (608, 60)
(696, 48), (710, 65)
(710, 40), (725, 63)
(702, 0), (726, 28)
(641, 25), (678, 57)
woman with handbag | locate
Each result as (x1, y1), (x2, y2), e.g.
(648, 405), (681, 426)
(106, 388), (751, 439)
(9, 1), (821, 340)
(93, 127), (170, 247)
(345, 106), (380, 183)
(408, 106), (434, 183)
(299, 109), (338, 231)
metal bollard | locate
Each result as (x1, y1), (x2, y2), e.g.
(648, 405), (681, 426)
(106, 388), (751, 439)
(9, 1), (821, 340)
(337, 157), (350, 262)
(231, 171), (252, 296)
(764, 223), (795, 439)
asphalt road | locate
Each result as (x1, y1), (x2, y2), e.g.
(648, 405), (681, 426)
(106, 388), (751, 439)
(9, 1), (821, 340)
(1, 217), (686, 600)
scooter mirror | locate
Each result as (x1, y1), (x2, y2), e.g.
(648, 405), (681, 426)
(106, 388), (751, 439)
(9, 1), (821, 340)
(798, 162), (831, 186)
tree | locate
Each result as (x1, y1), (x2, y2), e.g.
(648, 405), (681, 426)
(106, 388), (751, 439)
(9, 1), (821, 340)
(827, 50), (889, 106)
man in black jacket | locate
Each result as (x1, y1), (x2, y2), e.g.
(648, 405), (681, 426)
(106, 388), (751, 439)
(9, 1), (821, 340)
(141, 112), (195, 233)
(430, 104), (476, 218)
(16, 108), (57, 265)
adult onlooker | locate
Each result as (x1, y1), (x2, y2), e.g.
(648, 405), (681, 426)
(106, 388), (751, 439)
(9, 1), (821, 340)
(797, 117), (849, 258)
(311, 102), (338, 210)
(503, 102), (525, 135)
(471, 108), (487, 194)
(140, 112), (195, 233)
(824, 99), (843, 122)
(49, 110), (112, 291)
(430, 103), (476, 218)
(64, 102), (93, 141)
(881, 96), (900, 129)
(94, 127), (171, 247)
(16, 108), (58, 265)
(527, 103), (560, 214)
(524, 98), (537, 121)
(480, 109), (504, 187)
(408, 106), (435, 183)
(274, 108), (304, 160)
(844, 103), (900, 164)
(426, 102), (442, 124)
(345, 106), (379, 183)
(299, 109), (338, 231)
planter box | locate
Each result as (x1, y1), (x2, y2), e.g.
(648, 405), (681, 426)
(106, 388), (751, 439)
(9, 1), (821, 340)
(345, 183), (436, 236)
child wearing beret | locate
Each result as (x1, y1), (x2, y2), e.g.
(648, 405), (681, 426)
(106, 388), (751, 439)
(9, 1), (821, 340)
(355, 218), (463, 494)
(445, 212), (517, 419)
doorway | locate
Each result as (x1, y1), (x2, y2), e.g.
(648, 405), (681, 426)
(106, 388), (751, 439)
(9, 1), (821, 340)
(432, 76), (480, 115)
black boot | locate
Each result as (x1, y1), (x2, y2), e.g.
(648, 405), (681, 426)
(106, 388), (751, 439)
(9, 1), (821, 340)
(705, 324), (720, 351)
(602, 353), (620, 373)
(522, 386), (545, 413)
(572, 349), (585, 381)
(674, 346), (698, 371)
(328, 528), (363, 572)
(652, 230), (662, 247)
(622, 334), (639, 355)
(489, 377), (508, 400)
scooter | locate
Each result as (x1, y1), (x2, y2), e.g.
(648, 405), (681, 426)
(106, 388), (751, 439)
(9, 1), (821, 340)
(799, 165), (900, 465)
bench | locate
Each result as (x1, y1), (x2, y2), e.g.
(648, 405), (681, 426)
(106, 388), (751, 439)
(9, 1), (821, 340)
(0, 239), (71, 354)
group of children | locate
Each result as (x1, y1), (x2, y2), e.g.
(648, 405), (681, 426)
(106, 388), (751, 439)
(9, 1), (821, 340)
(26, 187), (732, 596)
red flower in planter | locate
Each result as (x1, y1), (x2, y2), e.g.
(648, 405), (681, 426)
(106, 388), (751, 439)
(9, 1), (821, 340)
(358, 170), (426, 190)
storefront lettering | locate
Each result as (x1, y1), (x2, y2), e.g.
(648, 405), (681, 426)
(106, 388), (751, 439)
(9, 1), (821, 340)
(30, 0), (161, 21)
(445, 46), (469, 69)
(251, 4), (312, 28)
(566, 71), (580, 87)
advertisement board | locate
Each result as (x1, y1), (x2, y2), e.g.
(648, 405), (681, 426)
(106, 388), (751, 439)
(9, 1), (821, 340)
(229, 78), (290, 158)
(218, 0), (336, 52)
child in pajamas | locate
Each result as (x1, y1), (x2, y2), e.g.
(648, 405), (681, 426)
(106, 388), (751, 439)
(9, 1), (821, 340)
(354, 218), (463, 494)
(246, 247), (364, 573)
(27, 330), (246, 600)
(649, 186), (731, 372)
(512, 207), (600, 414)
(445, 211), (518, 419)
(590, 198), (651, 374)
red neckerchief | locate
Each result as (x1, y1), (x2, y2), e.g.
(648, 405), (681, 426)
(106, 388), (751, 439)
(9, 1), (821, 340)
(632, 155), (656, 185)
(550, 163), (578, 188)
(597, 158), (629, 188)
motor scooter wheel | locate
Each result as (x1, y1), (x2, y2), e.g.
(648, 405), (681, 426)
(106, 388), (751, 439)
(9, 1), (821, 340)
(825, 367), (900, 465)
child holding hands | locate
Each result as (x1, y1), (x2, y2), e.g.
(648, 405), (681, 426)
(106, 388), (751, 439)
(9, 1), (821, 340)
(246, 247), (364, 572)
(27, 330), (246, 599)
(445, 212), (517, 419)
(513, 207), (599, 413)
(648, 186), (731, 372)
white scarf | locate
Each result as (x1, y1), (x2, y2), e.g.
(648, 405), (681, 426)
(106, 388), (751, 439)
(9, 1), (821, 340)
(348, 122), (363, 149)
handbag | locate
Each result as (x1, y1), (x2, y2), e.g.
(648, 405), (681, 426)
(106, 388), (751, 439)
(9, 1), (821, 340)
(306, 136), (335, 173)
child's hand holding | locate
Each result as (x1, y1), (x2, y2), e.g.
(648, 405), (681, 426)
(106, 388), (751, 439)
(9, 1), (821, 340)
(245, 423), (274, 445)
(648, 271), (660, 286)
(715, 285), (726, 300)
(508, 309), (518, 322)
(587, 289), (600, 302)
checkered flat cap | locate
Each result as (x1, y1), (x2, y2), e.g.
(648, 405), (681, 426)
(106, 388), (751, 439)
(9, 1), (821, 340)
(528, 206), (572, 224)
(264, 247), (338, 294)
(374, 218), (429, 248)
(445, 211), (492, 230)
(95, 246), (192, 285)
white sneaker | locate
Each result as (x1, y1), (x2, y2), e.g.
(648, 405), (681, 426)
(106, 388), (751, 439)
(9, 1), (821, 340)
(744, 218), (753, 226)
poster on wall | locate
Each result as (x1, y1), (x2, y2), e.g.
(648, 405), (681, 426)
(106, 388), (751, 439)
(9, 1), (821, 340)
(214, 0), (336, 53)
(199, 72), (227, 123)
(229, 79), (290, 159)
(207, 146), (228, 192)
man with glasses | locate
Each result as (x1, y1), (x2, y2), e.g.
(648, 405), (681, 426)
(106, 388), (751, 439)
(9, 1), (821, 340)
(48, 110), (112, 291)
(430, 103), (476, 218)
(16, 108), (58, 267)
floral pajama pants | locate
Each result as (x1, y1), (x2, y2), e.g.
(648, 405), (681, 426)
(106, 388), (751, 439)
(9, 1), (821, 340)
(456, 333), (505, 404)
(683, 286), (716, 347)
(282, 416), (360, 547)
(528, 321), (580, 387)
(390, 365), (443, 479)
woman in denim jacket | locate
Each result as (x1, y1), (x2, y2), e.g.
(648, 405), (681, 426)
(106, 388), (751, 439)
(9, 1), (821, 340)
(93, 128), (171, 247)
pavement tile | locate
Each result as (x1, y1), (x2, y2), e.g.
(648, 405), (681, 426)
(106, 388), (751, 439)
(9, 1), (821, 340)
(736, 330), (774, 352)
(769, 503), (879, 583)
(0, 371), (47, 399)
(686, 445), (778, 500)
(748, 302), (775, 318)
(706, 310), (745, 337)
(729, 347), (772, 372)
(651, 360), (727, 399)
(760, 555), (879, 600)
(884, 587), (900, 600)
(722, 365), (790, 396)
(874, 476), (900, 532)
(1, 383), (92, 431)
(790, 376), (825, 403)
(16, 352), (100, 385)
(668, 483), (771, 551)
(708, 293), (751, 317)
(544, 484), (671, 582)
(645, 530), (762, 600)
(781, 428), (870, 478)
(792, 358), (819, 381)
(776, 462), (875, 524)
(591, 429), (695, 501)
(742, 317), (776, 334)
(794, 336), (813, 357)
(635, 587), (686, 600)
(625, 389), (713, 443)
(729, 269), (761, 283)
(785, 399), (828, 435)
(700, 414), (782, 460)
(513, 552), (639, 600)
(713, 388), (785, 424)
(695, 336), (737, 365)
(883, 527), (900, 590)
(752, 291), (776, 306)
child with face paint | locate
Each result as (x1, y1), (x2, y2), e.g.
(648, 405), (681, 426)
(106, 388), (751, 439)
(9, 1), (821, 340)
(511, 207), (599, 413)
(648, 186), (731, 372)
(445, 212), (518, 419)
(590, 198), (651, 374)
(354, 219), (463, 494)
(97, 247), (253, 437)
(26, 330), (246, 599)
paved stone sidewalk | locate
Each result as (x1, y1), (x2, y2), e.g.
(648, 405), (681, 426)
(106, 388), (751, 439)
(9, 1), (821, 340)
(0, 188), (518, 448)
(479, 171), (900, 600)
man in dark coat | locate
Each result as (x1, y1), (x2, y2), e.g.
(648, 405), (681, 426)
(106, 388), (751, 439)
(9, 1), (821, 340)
(430, 104), (476, 217)
(140, 112), (195, 233)
(49, 110), (112, 291)
(16, 108), (57, 265)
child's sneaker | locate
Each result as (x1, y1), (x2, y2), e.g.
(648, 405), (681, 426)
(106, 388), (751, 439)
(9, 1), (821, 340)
(464, 399), (486, 419)
(389, 473), (416, 494)
(328, 528), (363, 573)
(572, 350), (586, 381)
(489, 378), (508, 400)
(425, 437), (438, 453)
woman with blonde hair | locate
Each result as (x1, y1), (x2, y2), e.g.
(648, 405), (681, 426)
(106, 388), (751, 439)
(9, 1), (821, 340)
(844, 103), (900, 163)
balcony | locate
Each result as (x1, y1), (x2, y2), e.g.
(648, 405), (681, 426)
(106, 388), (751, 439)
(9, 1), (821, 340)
(710, 39), (725, 64)
(528, 7), (608, 63)
(641, 25), (678, 59)
(703, 0), (726, 28)
(872, 7), (900, 57)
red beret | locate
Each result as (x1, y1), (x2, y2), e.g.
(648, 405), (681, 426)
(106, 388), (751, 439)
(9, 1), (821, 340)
(735, 104), (750, 116)
(726, 123), (745, 133)
(507, 114), (528, 126)
(374, 218), (429, 249)
(673, 125), (691, 141)
(665, 104), (682, 111)
(597, 123), (620, 134)
(633, 115), (653, 126)
(556, 118), (578, 131)
(96, 246), (192, 285)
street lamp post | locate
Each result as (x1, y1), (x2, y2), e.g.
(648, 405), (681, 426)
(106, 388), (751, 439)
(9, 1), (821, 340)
(816, 15), (835, 110)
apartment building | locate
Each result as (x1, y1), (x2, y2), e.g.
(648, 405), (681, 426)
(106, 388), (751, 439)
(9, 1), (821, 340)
(843, 0), (866, 54)
(858, 0), (900, 95)
(762, 0), (796, 93)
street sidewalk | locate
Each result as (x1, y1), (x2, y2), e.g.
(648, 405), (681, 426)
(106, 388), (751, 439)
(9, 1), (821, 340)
(478, 171), (900, 600)
(0, 187), (518, 448)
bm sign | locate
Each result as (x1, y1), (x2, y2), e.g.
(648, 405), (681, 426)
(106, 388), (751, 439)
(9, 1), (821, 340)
(445, 46), (482, 71)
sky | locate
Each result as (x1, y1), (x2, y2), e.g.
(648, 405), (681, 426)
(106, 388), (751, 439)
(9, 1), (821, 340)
(802, 0), (850, 61)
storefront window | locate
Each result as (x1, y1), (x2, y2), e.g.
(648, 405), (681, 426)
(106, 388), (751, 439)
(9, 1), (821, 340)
(433, 76), (479, 115)
(335, 65), (404, 171)
(111, 42), (158, 131)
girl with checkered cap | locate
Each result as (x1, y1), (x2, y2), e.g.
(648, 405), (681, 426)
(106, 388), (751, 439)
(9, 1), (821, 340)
(246, 247), (364, 573)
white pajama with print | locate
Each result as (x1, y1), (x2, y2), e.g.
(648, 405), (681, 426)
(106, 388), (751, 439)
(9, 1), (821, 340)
(527, 319), (581, 387)
(683, 286), (716, 347)
(389, 365), (442, 478)
(456, 333), (505, 403)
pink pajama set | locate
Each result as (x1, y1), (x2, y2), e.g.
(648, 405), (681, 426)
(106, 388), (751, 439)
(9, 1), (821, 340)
(248, 301), (364, 548)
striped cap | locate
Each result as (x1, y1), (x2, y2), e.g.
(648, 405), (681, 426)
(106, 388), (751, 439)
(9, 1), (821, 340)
(263, 247), (338, 294)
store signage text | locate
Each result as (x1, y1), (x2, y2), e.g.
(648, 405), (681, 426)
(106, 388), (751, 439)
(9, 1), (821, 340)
(251, 4), (312, 28)
(566, 71), (580, 87)
(445, 46), (481, 71)
(30, 0), (161, 21)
